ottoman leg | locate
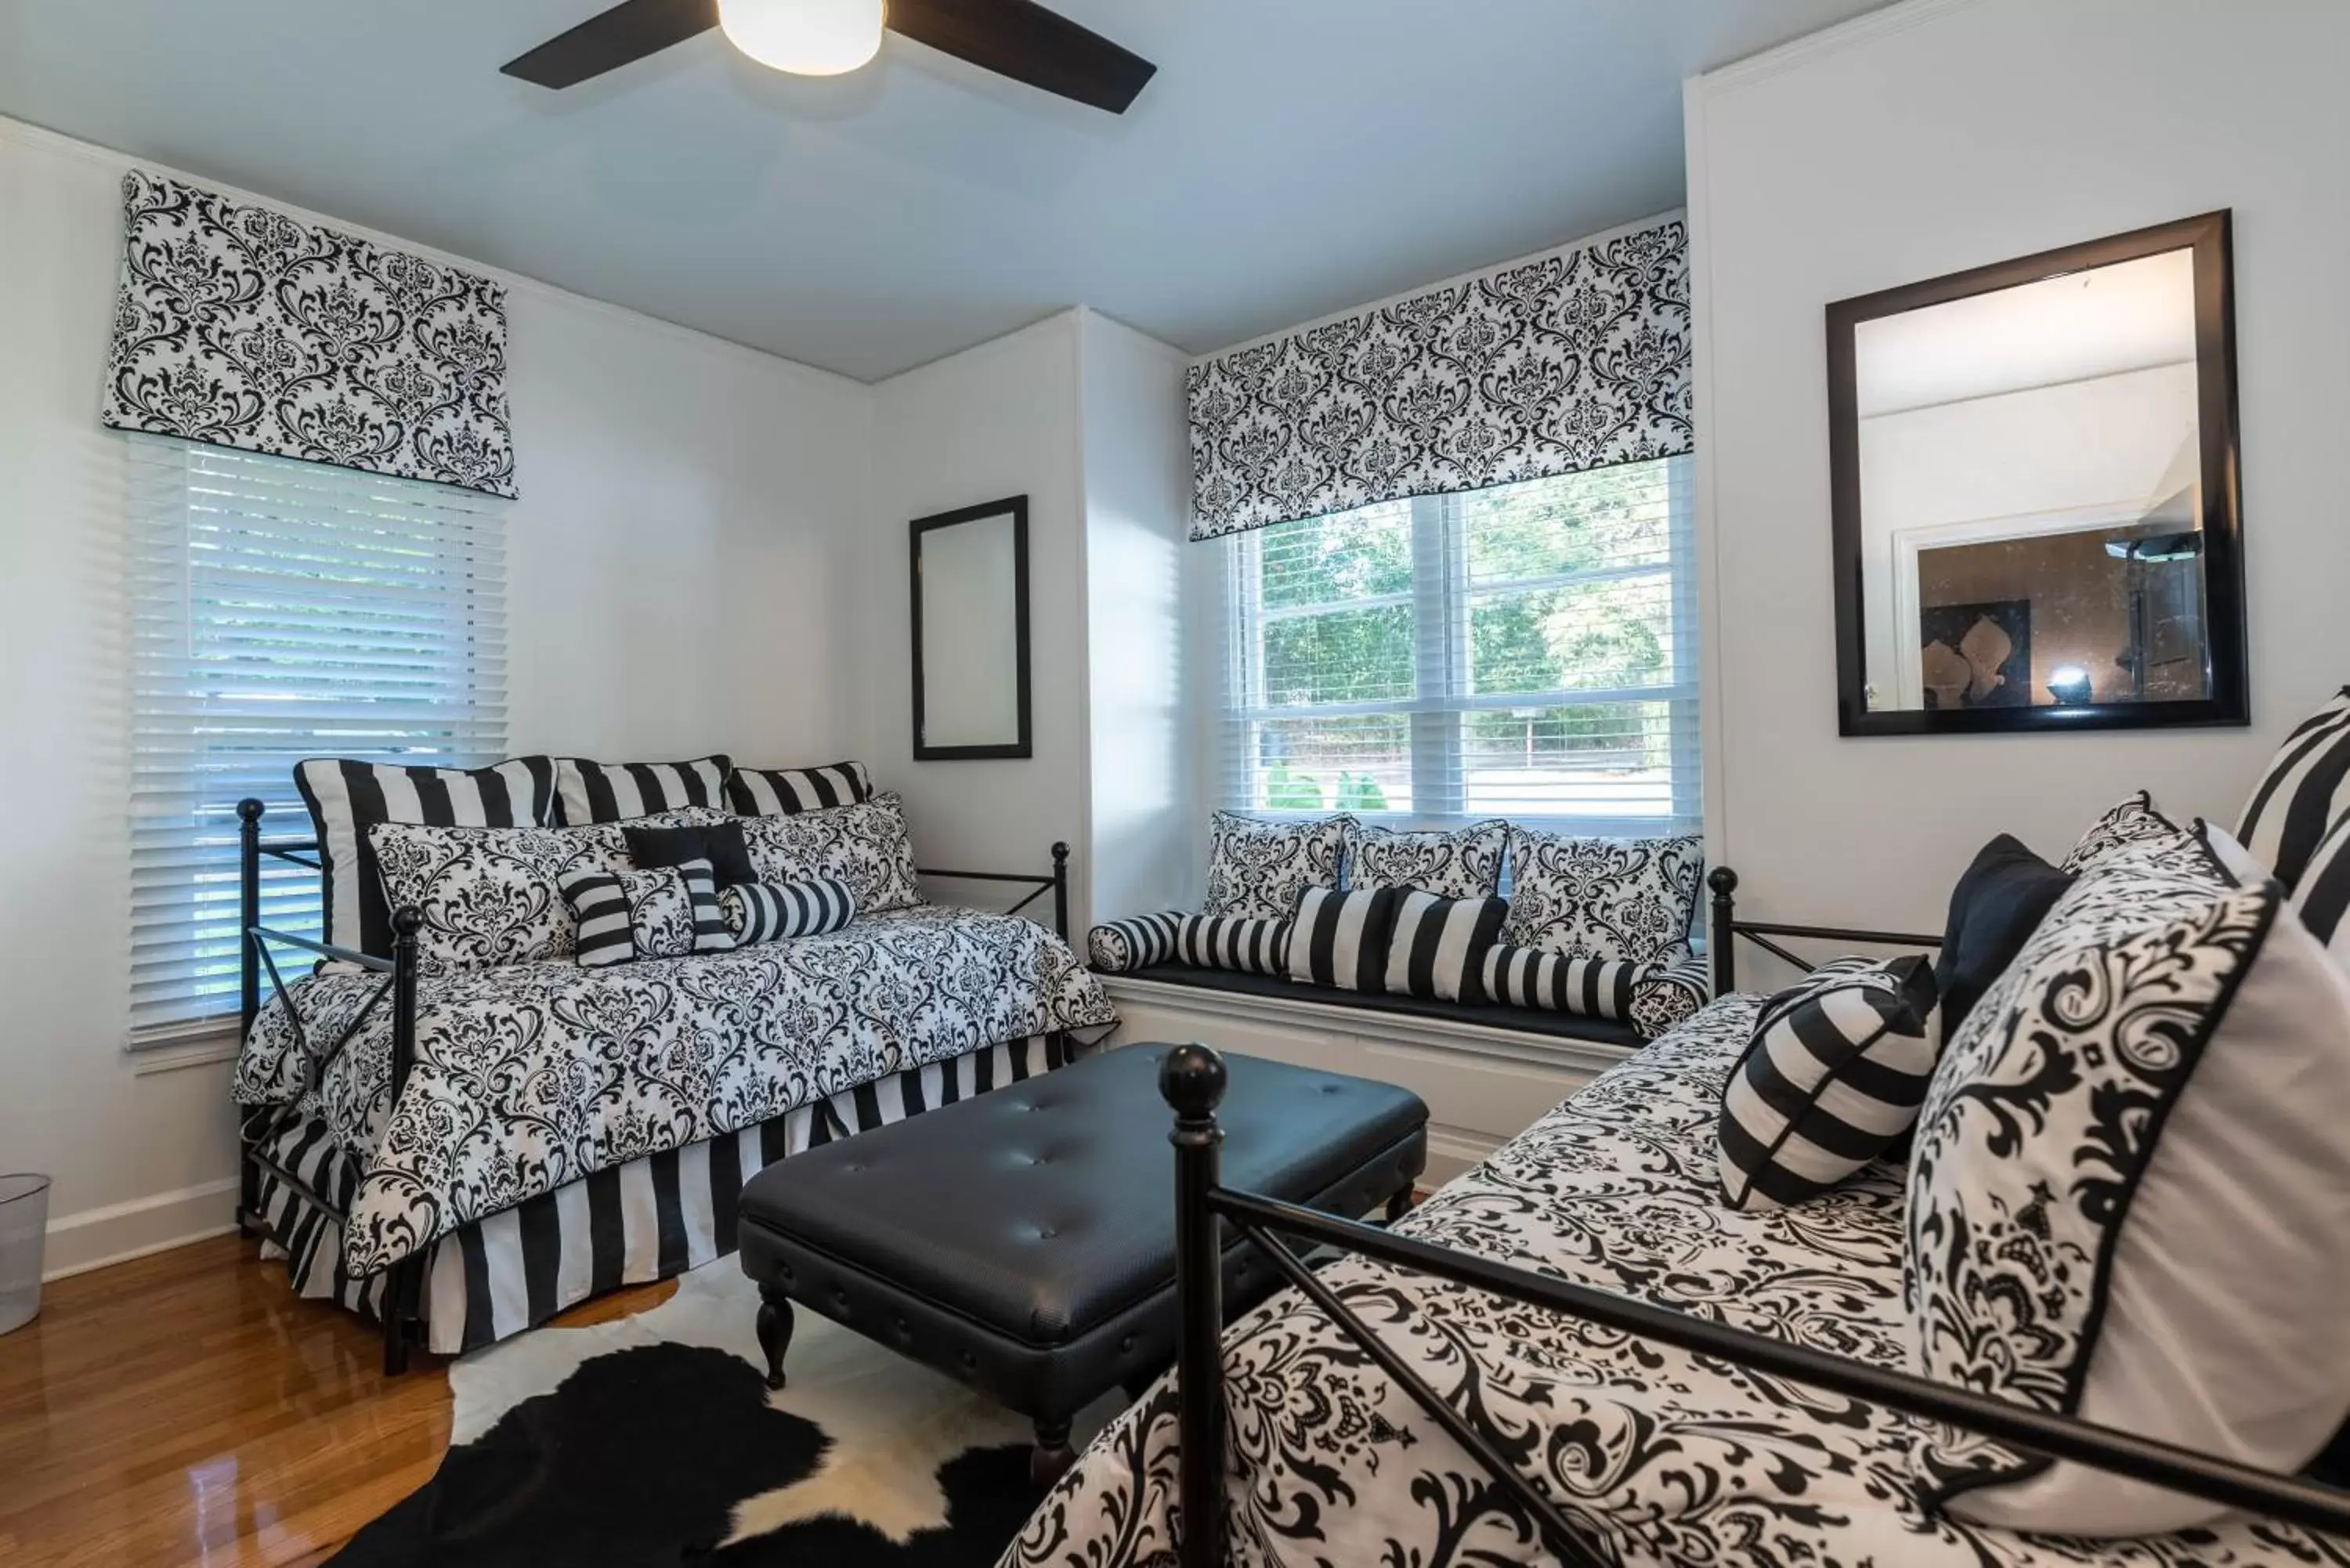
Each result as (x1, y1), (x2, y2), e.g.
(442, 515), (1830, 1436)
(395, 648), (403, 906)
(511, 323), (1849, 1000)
(1386, 1187), (1415, 1223)
(1031, 1418), (1076, 1487)
(756, 1286), (796, 1392)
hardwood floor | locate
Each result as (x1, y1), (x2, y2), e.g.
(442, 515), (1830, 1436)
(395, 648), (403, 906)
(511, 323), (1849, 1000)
(0, 1235), (675, 1567)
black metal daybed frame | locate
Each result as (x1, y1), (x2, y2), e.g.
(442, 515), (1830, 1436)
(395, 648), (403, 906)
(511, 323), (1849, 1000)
(1159, 866), (2350, 1567)
(230, 795), (1073, 1376)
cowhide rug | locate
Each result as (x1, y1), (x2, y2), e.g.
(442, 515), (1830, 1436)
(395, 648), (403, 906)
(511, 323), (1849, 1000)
(333, 1261), (1121, 1566)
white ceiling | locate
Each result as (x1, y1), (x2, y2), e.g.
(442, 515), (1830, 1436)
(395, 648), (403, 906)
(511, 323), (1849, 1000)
(0, 0), (1895, 382)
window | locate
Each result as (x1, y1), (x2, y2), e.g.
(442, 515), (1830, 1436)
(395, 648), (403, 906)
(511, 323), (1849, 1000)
(126, 437), (508, 1042)
(1220, 456), (1697, 833)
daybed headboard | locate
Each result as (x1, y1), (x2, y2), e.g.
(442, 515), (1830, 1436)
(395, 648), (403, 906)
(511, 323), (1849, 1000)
(1705, 866), (1943, 996)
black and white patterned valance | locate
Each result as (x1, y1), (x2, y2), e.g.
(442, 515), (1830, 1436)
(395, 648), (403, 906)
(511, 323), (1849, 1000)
(1187, 213), (1690, 540)
(101, 170), (518, 498)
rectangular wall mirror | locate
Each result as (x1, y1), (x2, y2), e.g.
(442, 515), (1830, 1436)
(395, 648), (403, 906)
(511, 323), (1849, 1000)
(1827, 211), (2245, 736)
(911, 496), (1032, 761)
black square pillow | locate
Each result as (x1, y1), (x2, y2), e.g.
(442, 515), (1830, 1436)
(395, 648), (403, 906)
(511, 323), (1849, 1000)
(1936, 834), (2074, 1037)
(624, 820), (758, 889)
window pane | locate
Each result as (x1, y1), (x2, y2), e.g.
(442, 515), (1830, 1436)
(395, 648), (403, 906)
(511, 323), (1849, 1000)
(1462, 702), (1685, 821)
(1262, 605), (1415, 706)
(1470, 575), (1679, 695)
(1235, 717), (1412, 815)
(1256, 499), (1413, 609)
(1462, 466), (1675, 584)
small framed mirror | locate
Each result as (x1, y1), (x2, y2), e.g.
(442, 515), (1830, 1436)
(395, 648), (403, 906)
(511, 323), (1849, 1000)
(1827, 211), (2245, 736)
(911, 496), (1032, 761)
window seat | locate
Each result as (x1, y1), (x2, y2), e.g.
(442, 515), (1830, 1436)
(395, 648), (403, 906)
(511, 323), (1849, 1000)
(1122, 963), (1643, 1050)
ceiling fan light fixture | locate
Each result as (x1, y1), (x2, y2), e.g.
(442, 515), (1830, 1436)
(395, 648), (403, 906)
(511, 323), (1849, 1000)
(717, 0), (887, 77)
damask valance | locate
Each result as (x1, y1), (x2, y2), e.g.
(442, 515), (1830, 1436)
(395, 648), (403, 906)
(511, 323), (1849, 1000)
(101, 171), (518, 498)
(1187, 212), (1690, 540)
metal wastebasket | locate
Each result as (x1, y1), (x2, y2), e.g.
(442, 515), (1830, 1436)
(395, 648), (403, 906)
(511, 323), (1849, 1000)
(0, 1173), (50, 1335)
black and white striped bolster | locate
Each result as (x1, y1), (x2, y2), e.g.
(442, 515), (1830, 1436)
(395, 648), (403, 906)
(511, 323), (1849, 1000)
(1629, 950), (1714, 1042)
(1087, 912), (1185, 973)
(723, 878), (859, 945)
(1477, 945), (1637, 1017)
(1175, 913), (1292, 975)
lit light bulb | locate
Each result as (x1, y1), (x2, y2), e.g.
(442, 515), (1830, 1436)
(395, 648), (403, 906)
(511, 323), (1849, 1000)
(718, 0), (887, 77)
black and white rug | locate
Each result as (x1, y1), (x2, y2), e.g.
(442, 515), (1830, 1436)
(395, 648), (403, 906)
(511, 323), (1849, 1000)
(333, 1262), (1117, 1566)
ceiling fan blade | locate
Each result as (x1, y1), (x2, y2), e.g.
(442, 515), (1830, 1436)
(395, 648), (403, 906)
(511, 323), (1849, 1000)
(501, 0), (720, 89)
(885, 0), (1157, 114)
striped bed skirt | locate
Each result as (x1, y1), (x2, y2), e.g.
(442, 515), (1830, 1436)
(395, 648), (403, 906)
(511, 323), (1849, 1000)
(251, 1032), (1076, 1357)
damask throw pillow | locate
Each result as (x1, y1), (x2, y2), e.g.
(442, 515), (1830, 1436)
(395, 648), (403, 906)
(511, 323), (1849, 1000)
(2235, 686), (2350, 891)
(1905, 810), (2350, 1534)
(1202, 812), (1348, 920)
(2059, 789), (2178, 873)
(1499, 828), (1703, 965)
(1343, 819), (1508, 900)
(561, 859), (733, 967)
(1718, 955), (1940, 1212)
(738, 793), (924, 915)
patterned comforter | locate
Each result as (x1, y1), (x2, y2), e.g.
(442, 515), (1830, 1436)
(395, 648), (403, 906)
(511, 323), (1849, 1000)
(1006, 997), (2346, 1568)
(236, 905), (1116, 1277)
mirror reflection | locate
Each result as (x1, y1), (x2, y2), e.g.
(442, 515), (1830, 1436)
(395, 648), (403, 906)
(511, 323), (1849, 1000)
(1855, 247), (2207, 714)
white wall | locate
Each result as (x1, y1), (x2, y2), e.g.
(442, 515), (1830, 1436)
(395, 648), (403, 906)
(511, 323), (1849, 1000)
(1686, 0), (2350, 935)
(0, 117), (873, 1276)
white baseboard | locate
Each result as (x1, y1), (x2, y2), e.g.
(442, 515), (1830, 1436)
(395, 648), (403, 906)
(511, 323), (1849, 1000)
(41, 1176), (240, 1281)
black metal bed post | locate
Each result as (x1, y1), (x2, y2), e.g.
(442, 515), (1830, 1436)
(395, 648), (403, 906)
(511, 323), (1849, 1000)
(1161, 1045), (1227, 1568)
(1051, 841), (1070, 940)
(237, 799), (266, 1237)
(1708, 866), (1739, 997)
(381, 906), (423, 1377)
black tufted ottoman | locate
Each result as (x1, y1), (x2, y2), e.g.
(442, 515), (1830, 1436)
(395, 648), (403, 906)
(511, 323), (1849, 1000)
(736, 1042), (1428, 1483)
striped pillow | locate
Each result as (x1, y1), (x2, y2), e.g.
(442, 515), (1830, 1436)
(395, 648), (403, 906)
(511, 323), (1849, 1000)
(2237, 688), (2350, 890)
(1088, 912), (1184, 973)
(1718, 956), (1940, 1211)
(2290, 812), (2350, 968)
(1287, 886), (1400, 992)
(553, 755), (731, 826)
(560, 859), (732, 967)
(1385, 891), (1507, 1001)
(295, 755), (558, 958)
(1480, 946), (1639, 1018)
(724, 878), (858, 945)
(727, 761), (874, 817)
(1174, 913), (1291, 974)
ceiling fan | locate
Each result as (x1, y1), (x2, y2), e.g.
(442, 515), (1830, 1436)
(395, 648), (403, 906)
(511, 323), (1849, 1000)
(501, 0), (1158, 114)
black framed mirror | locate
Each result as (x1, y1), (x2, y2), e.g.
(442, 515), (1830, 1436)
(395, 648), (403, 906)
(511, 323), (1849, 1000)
(1827, 211), (2245, 737)
(911, 495), (1032, 761)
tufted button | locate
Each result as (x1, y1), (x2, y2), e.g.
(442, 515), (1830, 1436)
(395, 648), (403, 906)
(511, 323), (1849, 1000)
(1040, 1227), (1058, 1239)
(1119, 1334), (1135, 1353)
(833, 1289), (851, 1308)
(963, 1352), (978, 1369)
(777, 1264), (794, 1282)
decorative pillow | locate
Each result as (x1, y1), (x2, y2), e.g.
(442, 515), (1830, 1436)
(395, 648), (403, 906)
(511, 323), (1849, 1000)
(1718, 956), (1940, 1212)
(1376, 891), (1507, 1001)
(1202, 812), (1348, 920)
(1906, 814), (2350, 1534)
(1499, 828), (1704, 965)
(2235, 687), (2350, 890)
(623, 819), (757, 888)
(1478, 946), (1639, 1018)
(2291, 811), (2350, 967)
(369, 822), (613, 968)
(2059, 789), (2177, 873)
(1628, 951), (1712, 1042)
(1088, 912), (1184, 973)
(737, 793), (924, 915)
(553, 754), (731, 826)
(1935, 834), (2073, 1039)
(1343, 819), (1508, 900)
(561, 859), (732, 967)
(296, 755), (558, 958)
(1286, 886), (1400, 992)
(1173, 914), (1291, 975)
(723, 878), (858, 945)
(727, 760), (874, 817)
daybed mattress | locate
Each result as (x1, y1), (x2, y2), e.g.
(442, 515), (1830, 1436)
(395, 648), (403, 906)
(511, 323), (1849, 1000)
(1005, 995), (2346, 1568)
(236, 905), (1115, 1277)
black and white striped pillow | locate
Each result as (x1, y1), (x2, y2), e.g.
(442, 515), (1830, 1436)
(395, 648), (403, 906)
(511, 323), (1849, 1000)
(1088, 912), (1184, 973)
(1479, 946), (1639, 1019)
(1286, 886), (1400, 992)
(2290, 812), (2350, 966)
(1385, 891), (1507, 1001)
(2237, 688), (2350, 891)
(723, 878), (859, 945)
(1718, 955), (1940, 1211)
(295, 755), (558, 958)
(726, 761), (874, 817)
(553, 755), (731, 826)
(1174, 913), (1291, 974)
(560, 858), (732, 967)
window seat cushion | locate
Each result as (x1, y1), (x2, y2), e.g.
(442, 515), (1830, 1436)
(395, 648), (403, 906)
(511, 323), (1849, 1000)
(1122, 962), (1643, 1050)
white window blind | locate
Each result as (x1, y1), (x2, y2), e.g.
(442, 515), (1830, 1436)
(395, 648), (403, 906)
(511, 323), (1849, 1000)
(1220, 455), (1698, 833)
(126, 436), (508, 1042)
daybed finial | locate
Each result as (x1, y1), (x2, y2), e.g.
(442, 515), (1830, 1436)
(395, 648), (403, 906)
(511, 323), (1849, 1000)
(1708, 865), (1739, 894)
(1159, 1042), (1227, 1123)
(237, 797), (266, 822)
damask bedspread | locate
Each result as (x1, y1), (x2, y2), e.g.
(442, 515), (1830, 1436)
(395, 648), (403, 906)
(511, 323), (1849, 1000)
(1006, 997), (2347, 1568)
(235, 905), (1116, 1278)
